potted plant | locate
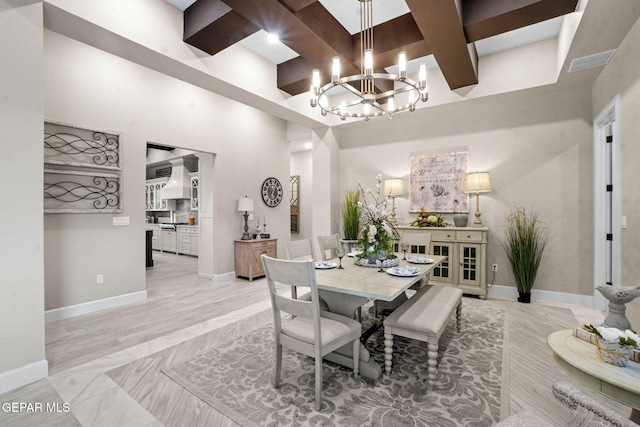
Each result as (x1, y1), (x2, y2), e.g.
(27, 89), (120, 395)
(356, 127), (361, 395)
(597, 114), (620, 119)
(341, 189), (360, 252)
(501, 207), (548, 303)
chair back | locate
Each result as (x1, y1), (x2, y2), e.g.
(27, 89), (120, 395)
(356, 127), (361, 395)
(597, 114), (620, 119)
(285, 238), (315, 261)
(317, 233), (341, 261)
(403, 231), (431, 255)
(261, 255), (320, 326)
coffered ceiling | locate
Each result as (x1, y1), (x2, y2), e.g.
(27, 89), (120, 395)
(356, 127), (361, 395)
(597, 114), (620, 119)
(167, 0), (578, 97)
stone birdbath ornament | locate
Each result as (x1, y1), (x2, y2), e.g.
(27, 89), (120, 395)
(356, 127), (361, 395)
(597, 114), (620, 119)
(596, 284), (640, 331)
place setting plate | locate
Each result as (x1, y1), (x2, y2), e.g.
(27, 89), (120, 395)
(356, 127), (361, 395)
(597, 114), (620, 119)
(314, 261), (337, 269)
(386, 266), (421, 277)
(406, 256), (434, 264)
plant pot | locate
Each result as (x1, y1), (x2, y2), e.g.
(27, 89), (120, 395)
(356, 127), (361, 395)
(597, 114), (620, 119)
(517, 292), (531, 303)
(340, 239), (359, 254)
(453, 213), (468, 227)
(366, 254), (378, 265)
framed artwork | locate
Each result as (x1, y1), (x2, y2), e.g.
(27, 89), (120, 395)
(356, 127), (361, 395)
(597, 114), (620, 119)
(409, 151), (469, 213)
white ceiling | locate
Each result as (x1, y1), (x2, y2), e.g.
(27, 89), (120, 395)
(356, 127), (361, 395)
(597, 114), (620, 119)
(165, 0), (564, 72)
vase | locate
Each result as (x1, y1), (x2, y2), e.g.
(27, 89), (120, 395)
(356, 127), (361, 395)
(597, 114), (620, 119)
(517, 292), (531, 303)
(453, 213), (468, 227)
(366, 253), (378, 264)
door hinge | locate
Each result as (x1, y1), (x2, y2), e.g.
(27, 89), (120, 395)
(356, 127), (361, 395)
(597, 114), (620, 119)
(606, 281), (613, 286)
(606, 184), (613, 192)
(606, 135), (613, 143)
(606, 233), (613, 241)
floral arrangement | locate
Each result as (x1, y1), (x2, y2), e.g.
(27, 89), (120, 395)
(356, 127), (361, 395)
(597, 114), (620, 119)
(356, 174), (398, 258)
(584, 324), (639, 347)
(410, 207), (448, 227)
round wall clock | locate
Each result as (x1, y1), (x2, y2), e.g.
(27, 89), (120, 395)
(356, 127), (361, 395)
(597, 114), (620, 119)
(261, 177), (283, 207)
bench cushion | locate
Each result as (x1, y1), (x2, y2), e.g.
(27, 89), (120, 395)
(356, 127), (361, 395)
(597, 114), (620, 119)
(385, 285), (462, 337)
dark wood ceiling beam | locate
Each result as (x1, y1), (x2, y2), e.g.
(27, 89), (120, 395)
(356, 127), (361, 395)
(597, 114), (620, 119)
(463, 0), (579, 42)
(352, 13), (432, 69)
(184, 0), (259, 56)
(279, 0), (318, 13)
(222, 0), (358, 76)
(406, 0), (478, 89)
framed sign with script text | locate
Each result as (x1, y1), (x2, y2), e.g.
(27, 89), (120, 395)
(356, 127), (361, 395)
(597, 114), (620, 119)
(409, 152), (469, 213)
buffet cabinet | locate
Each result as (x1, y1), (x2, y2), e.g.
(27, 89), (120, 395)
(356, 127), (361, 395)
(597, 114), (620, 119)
(234, 239), (278, 281)
(398, 226), (488, 298)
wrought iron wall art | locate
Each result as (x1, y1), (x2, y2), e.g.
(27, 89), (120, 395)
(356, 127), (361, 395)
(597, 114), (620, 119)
(44, 169), (121, 212)
(44, 122), (120, 169)
(44, 121), (122, 213)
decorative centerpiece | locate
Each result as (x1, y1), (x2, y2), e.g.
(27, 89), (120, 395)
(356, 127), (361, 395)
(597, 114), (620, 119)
(410, 207), (448, 227)
(355, 174), (399, 268)
(585, 324), (640, 367)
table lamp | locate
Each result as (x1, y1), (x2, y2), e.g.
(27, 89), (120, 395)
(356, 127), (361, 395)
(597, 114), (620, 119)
(465, 172), (492, 227)
(238, 196), (254, 240)
(384, 178), (405, 226)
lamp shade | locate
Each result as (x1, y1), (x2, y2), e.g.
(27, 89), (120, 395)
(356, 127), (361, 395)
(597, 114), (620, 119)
(237, 196), (254, 212)
(465, 172), (492, 193)
(384, 178), (405, 196)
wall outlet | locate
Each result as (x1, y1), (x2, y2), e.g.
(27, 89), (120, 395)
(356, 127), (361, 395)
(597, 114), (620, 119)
(492, 263), (498, 272)
(96, 274), (104, 284)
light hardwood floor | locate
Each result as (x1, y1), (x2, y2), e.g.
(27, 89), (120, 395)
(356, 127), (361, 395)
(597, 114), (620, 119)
(0, 252), (632, 426)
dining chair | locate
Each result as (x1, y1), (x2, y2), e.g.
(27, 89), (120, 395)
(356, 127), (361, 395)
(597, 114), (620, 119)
(285, 238), (315, 299)
(374, 231), (433, 317)
(317, 233), (341, 261)
(260, 255), (361, 411)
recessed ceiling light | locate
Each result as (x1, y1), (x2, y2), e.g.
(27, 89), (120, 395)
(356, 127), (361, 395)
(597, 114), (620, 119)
(266, 33), (280, 43)
(304, 142), (313, 150)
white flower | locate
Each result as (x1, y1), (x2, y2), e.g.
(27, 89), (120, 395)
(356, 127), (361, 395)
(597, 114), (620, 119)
(596, 326), (640, 346)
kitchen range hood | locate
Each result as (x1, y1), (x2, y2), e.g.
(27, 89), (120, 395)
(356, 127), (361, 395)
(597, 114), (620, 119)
(160, 158), (192, 199)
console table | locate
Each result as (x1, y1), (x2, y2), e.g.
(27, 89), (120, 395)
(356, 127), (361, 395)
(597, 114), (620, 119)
(234, 238), (277, 281)
(397, 226), (488, 298)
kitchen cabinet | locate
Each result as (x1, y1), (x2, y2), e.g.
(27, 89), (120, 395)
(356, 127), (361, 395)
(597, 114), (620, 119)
(161, 230), (177, 253)
(190, 173), (198, 211)
(398, 226), (488, 298)
(146, 225), (161, 250)
(235, 239), (277, 281)
(177, 226), (198, 256)
(145, 178), (176, 211)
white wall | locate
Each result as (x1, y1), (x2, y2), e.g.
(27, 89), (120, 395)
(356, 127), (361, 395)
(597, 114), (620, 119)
(592, 15), (640, 329)
(338, 85), (594, 296)
(0, 0), (47, 390)
(43, 29), (290, 310)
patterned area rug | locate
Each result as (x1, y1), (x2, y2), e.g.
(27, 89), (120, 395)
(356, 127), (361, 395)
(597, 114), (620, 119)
(163, 301), (506, 427)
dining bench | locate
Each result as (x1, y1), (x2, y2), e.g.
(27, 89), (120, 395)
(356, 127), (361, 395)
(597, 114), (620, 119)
(383, 284), (462, 389)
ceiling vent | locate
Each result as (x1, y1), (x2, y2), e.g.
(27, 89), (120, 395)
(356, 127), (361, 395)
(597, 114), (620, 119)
(568, 49), (616, 72)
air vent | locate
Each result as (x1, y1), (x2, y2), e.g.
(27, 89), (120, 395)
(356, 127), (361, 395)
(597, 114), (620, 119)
(568, 49), (616, 72)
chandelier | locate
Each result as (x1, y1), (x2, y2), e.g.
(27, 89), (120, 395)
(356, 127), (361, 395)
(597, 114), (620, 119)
(309, 0), (428, 121)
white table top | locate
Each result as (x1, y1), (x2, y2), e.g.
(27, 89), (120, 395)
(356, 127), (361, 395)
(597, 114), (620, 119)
(548, 329), (640, 410)
(315, 255), (446, 302)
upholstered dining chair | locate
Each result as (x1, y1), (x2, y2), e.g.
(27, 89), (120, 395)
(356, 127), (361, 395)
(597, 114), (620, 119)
(374, 231), (433, 317)
(260, 255), (361, 411)
(285, 238), (315, 299)
(317, 233), (341, 261)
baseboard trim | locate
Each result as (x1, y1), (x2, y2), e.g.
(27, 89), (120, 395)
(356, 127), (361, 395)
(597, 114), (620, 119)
(44, 290), (148, 323)
(0, 359), (48, 394)
(212, 271), (236, 283)
(487, 284), (594, 307)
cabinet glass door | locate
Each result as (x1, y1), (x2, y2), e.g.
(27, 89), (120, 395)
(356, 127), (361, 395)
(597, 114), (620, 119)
(458, 243), (480, 286)
(431, 243), (453, 283)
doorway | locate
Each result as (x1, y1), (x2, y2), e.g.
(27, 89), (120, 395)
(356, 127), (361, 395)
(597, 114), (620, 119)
(593, 95), (621, 311)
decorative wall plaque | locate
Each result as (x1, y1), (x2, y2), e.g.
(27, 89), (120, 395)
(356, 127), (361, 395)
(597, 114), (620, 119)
(44, 121), (122, 213)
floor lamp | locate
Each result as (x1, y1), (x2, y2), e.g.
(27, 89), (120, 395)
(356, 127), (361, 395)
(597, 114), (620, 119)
(384, 178), (405, 226)
(238, 196), (254, 240)
(465, 172), (492, 227)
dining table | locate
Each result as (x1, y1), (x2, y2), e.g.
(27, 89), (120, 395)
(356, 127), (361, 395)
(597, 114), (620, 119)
(312, 253), (446, 380)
